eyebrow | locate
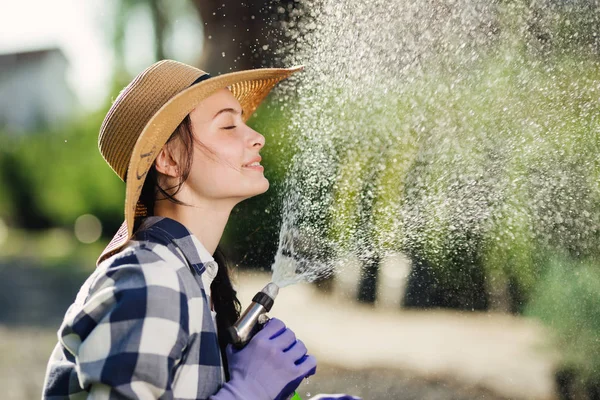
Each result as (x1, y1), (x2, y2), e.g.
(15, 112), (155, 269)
(213, 108), (243, 119)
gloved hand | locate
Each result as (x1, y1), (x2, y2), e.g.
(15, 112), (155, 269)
(310, 395), (362, 400)
(210, 318), (317, 400)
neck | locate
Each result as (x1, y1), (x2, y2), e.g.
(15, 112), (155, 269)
(153, 197), (236, 255)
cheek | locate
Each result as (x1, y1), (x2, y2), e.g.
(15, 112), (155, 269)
(187, 147), (243, 190)
(202, 136), (244, 167)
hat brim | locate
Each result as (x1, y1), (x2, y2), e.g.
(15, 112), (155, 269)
(99, 66), (303, 263)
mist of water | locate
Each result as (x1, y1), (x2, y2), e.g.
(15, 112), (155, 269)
(269, 0), (600, 287)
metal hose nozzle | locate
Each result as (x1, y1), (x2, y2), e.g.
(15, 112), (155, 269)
(227, 282), (280, 348)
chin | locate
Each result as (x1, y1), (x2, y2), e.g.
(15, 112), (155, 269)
(255, 178), (270, 195)
(238, 178), (269, 200)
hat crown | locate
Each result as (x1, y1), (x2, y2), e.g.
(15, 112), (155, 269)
(98, 60), (206, 180)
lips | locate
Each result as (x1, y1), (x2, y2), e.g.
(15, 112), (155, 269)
(243, 156), (262, 168)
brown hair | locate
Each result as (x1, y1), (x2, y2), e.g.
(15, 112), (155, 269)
(138, 115), (241, 377)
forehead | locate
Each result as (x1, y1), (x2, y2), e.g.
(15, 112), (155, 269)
(190, 88), (241, 121)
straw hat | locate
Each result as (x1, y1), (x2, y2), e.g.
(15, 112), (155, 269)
(97, 59), (302, 263)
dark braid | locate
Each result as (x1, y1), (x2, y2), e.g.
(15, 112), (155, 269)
(211, 248), (241, 379)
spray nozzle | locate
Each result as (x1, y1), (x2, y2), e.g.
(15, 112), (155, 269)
(262, 282), (280, 301)
(227, 282), (280, 348)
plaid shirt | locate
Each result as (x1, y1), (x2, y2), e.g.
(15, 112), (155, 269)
(42, 217), (225, 399)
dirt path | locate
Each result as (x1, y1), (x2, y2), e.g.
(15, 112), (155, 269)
(236, 271), (559, 400)
(0, 326), (521, 400)
(0, 326), (58, 400)
(0, 265), (558, 399)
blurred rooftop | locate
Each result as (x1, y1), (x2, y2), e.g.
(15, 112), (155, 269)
(0, 47), (74, 132)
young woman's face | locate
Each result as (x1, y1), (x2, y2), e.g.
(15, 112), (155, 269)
(181, 88), (269, 204)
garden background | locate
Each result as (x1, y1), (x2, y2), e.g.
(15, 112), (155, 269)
(0, 0), (599, 399)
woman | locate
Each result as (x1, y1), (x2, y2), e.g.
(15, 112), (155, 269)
(42, 60), (358, 400)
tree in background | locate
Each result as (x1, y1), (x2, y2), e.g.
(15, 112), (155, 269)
(112, 0), (302, 78)
(192, 0), (300, 72)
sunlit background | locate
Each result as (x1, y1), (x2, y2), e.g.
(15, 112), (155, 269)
(1, 1), (599, 399)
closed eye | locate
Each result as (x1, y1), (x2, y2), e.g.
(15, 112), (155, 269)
(222, 126), (236, 130)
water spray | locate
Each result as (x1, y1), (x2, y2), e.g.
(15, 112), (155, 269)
(227, 238), (321, 347)
(227, 236), (317, 348)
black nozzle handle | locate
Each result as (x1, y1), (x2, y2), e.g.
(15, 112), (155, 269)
(252, 291), (274, 312)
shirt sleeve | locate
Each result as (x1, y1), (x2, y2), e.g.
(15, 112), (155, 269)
(60, 248), (190, 399)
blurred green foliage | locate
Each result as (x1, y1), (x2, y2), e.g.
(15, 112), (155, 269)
(322, 51), (600, 305)
(0, 110), (123, 232)
(526, 255), (600, 386)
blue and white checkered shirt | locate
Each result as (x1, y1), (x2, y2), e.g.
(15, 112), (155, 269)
(42, 217), (226, 399)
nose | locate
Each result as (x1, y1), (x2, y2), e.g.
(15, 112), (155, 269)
(248, 127), (265, 149)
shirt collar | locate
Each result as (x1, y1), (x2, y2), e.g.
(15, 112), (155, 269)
(134, 216), (219, 283)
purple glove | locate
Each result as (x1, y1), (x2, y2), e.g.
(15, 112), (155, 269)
(311, 395), (362, 400)
(210, 318), (317, 400)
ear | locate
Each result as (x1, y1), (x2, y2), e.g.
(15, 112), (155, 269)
(154, 144), (180, 178)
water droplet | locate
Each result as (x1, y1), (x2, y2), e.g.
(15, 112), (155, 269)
(221, 52), (226, 57)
